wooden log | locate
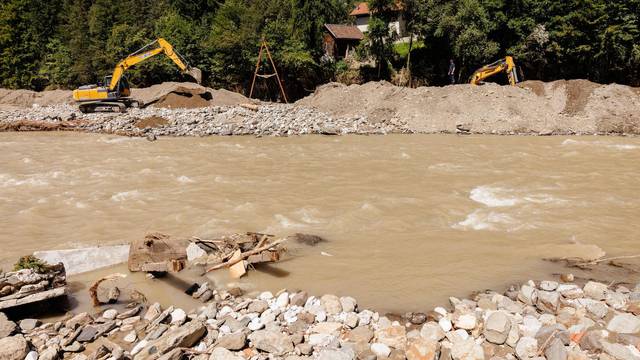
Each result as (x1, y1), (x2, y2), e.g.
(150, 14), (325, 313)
(206, 238), (287, 273)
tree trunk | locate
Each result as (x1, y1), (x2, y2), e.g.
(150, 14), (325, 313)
(406, 35), (414, 87)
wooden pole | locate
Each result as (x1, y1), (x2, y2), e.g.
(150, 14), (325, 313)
(263, 41), (288, 104)
(249, 42), (264, 99)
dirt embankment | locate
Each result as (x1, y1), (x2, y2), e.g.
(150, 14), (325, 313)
(296, 80), (640, 135)
(0, 82), (252, 110)
(129, 82), (253, 108)
(1, 79), (639, 136)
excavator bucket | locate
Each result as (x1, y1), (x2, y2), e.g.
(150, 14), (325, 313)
(186, 67), (202, 84)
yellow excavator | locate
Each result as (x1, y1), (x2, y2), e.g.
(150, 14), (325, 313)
(73, 38), (202, 113)
(469, 56), (519, 86)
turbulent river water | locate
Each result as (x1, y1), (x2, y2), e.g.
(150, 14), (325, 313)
(1, 132), (639, 312)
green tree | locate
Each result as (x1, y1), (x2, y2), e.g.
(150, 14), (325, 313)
(61, 0), (95, 86)
(0, 0), (62, 89)
(425, 0), (499, 80)
(207, 0), (261, 89)
(291, 0), (352, 57)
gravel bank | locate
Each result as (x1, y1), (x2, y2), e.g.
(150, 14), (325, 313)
(0, 104), (409, 137)
(1, 80), (639, 137)
(2, 278), (640, 360)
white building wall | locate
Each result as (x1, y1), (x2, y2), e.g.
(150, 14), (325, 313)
(355, 16), (369, 33)
(355, 14), (406, 38)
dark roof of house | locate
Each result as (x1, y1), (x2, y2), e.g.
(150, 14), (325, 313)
(349, 1), (403, 16)
(324, 24), (364, 40)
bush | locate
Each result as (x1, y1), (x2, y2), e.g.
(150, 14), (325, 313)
(14, 255), (48, 273)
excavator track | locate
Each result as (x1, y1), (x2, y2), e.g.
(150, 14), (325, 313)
(78, 101), (128, 114)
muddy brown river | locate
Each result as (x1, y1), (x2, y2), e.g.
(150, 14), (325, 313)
(1, 132), (639, 312)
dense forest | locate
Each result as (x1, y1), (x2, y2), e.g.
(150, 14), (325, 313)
(0, 0), (638, 99)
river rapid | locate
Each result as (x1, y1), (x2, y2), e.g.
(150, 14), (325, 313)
(1, 132), (639, 312)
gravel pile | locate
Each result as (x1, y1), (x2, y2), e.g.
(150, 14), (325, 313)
(0, 104), (410, 137)
(1, 278), (640, 360)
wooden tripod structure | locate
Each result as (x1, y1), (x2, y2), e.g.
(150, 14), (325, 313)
(249, 40), (288, 103)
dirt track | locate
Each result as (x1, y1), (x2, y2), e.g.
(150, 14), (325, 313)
(0, 80), (639, 136)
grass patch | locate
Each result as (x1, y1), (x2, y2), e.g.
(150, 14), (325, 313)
(394, 40), (425, 58)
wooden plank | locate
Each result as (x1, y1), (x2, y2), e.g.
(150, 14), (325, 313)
(228, 250), (246, 279)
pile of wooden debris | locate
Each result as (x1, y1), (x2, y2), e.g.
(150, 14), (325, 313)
(128, 232), (287, 279)
(194, 232), (286, 278)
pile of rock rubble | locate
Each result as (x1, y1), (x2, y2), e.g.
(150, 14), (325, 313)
(1, 278), (640, 360)
(0, 104), (410, 137)
(0, 264), (67, 311)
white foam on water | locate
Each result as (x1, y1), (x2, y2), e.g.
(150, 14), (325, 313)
(561, 139), (638, 150)
(608, 144), (639, 150)
(428, 163), (463, 171)
(561, 139), (579, 146)
(294, 208), (323, 224)
(453, 210), (516, 231)
(111, 190), (141, 202)
(523, 194), (564, 204)
(470, 186), (565, 207)
(177, 175), (195, 184)
(98, 137), (137, 144)
(470, 186), (518, 207)
(0, 173), (49, 187)
(274, 214), (306, 229)
(233, 202), (255, 212)
(360, 202), (380, 212)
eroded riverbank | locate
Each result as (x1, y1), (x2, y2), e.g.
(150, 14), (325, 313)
(2, 132), (639, 312)
(1, 80), (639, 136)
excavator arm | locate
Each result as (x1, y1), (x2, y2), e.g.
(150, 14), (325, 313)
(108, 38), (202, 90)
(469, 56), (519, 86)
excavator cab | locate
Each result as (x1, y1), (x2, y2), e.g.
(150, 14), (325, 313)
(103, 75), (131, 98)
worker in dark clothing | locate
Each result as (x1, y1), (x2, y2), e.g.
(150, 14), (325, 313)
(448, 59), (456, 84)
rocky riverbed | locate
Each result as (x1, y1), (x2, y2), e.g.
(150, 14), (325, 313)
(2, 278), (640, 360)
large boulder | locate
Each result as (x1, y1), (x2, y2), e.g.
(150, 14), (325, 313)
(0, 335), (29, 360)
(375, 324), (407, 350)
(134, 321), (206, 360)
(209, 347), (244, 360)
(607, 314), (640, 334)
(584, 282), (608, 301)
(216, 332), (246, 351)
(515, 337), (538, 360)
(450, 338), (484, 360)
(420, 322), (445, 342)
(484, 312), (511, 345)
(406, 338), (439, 360)
(248, 329), (294, 356)
(0, 312), (16, 338)
(320, 295), (342, 315)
